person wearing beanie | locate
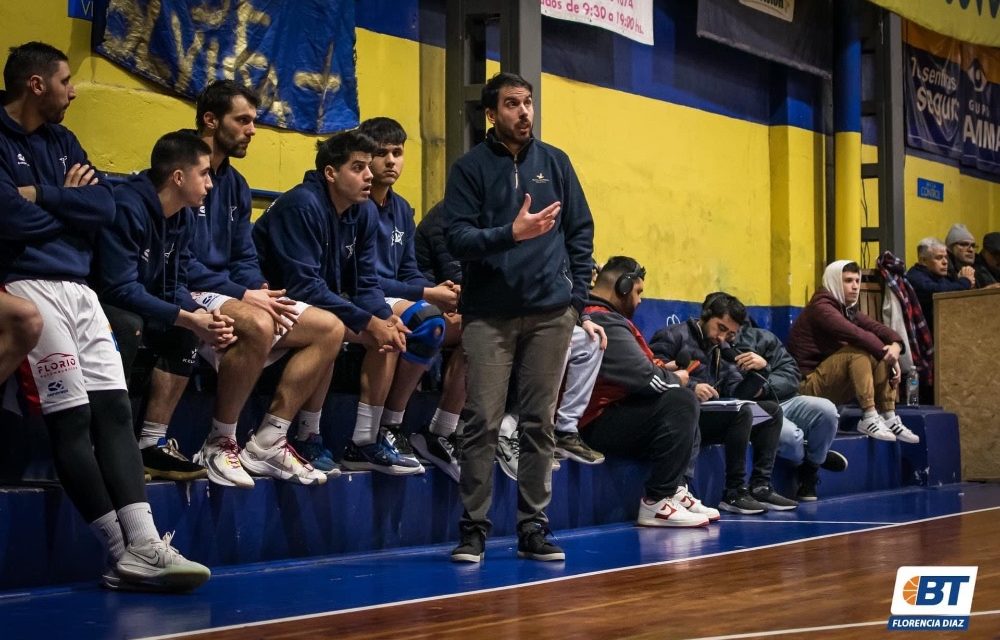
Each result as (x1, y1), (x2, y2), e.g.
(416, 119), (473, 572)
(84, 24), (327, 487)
(944, 223), (978, 282)
(973, 232), (1000, 289)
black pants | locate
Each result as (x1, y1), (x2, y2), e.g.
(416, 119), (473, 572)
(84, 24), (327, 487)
(695, 400), (782, 492)
(580, 387), (699, 501)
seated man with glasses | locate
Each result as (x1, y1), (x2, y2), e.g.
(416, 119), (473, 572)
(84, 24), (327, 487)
(944, 224), (979, 288)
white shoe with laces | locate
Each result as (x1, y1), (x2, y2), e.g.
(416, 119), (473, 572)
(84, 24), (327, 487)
(674, 485), (721, 522)
(856, 414), (896, 442)
(883, 415), (920, 444)
(637, 496), (710, 528)
(115, 532), (210, 592)
(193, 435), (255, 488)
(239, 435), (327, 485)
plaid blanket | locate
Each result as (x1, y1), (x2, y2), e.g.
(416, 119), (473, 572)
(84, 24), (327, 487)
(877, 251), (934, 386)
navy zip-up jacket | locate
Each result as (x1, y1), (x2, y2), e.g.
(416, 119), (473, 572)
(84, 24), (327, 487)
(253, 171), (391, 333)
(95, 172), (201, 328)
(415, 202), (462, 284)
(184, 157), (265, 298)
(0, 94), (115, 282)
(443, 129), (594, 318)
(373, 189), (433, 300)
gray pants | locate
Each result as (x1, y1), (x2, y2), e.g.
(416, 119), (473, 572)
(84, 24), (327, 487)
(458, 307), (576, 535)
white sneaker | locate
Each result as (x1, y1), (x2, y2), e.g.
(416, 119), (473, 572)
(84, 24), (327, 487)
(884, 415), (920, 444)
(674, 485), (721, 522)
(193, 436), (255, 488)
(239, 435), (327, 485)
(856, 414), (896, 441)
(637, 496), (709, 528)
(115, 532), (210, 592)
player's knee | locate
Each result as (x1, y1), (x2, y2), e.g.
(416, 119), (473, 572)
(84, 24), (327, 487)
(400, 300), (446, 365)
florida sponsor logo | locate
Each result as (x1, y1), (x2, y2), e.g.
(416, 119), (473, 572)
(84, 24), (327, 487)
(35, 352), (79, 379)
(888, 566), (977, 631)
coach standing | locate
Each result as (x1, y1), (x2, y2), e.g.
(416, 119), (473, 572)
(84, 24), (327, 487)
(445, 71), (599, 563)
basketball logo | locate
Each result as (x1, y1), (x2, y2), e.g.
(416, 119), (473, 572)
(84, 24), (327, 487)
(902, 575), (920, 605)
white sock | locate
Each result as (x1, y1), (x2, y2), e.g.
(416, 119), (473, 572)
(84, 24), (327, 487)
(880, 410), (897, 423)
(208, 418), (238, 442)
(352, 403), (383, 445)
(89, 511), (126, 561)
(862, 408), (878, 419)
(429, 409), (460, 437)
(138, 421), (168, 449)
(380, 409), (404, 426)
(297, 409), (322, 439)
(255, 413), (291, 448)
(499, 413), (519, 439)
(117, 502), (160, 545)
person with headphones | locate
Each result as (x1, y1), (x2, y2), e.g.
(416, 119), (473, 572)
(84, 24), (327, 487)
(650, 293), (797, 515)
(578, 257), (712, 527)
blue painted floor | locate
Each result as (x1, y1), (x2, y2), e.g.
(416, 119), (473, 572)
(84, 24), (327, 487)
(3, 483), (999, 640)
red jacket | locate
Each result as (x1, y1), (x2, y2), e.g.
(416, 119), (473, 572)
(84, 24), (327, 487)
(787, 289), (904, 375)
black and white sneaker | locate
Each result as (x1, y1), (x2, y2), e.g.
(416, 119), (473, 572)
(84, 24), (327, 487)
(380, 424), (424, 470)
(750, 484), (798, 511)
(451, 528), (485, 563)
(517, 524), (565, 561)
(410, 432), (460, 482)
(820, 450), (848, 472)
(142, 438), (207, 481)
(718, 488), (767, 515)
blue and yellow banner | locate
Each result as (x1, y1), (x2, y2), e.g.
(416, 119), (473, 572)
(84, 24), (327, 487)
(871, 0), (1000, 48)
(96, 0), (359, 134)
(905, 21), (1000, 175)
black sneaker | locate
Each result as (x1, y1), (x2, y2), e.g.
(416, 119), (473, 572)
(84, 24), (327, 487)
(796, 463), (820, 502)
(410, 431), (460, 482)
(142, 439), (207, 481)
(554, 431), (605, 465)
(380, 424), (419, 462)
(820, 450), (848, 472)
(451, 528), (485, 563)
(517, 524), (565, 561)
(718, 488), (767, 515)
(750, 484), (798, 511)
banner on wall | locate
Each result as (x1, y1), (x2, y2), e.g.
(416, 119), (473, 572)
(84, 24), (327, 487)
(95, 0), (359, 134)
(905, 21), (1000, 175)
(870, 0), (1000, 48)
(696, 0), (831, 79)
(540, 0), (654, 45)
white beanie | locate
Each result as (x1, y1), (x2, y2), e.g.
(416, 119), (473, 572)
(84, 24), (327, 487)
(945, 223), (975, 246)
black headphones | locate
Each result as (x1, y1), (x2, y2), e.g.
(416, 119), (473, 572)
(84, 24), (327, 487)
(700, 292), (731, 322)
(615, 263), (646, 297)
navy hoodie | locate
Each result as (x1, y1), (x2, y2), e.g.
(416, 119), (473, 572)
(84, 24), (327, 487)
(95, 172), (201, 328)
(443, 129), (594, 318)
(0, 94), (115, 282)
(184, 157), (265, 298)
(373, 188), (433, 300)
(253, 170), (391, 333)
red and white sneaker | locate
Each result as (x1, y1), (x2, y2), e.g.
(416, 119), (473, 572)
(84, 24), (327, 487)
(193, 436), (254, 488)
(239, 435), (327, 485)
(674, 485), (721, 522)
(637, 496), (709, 528)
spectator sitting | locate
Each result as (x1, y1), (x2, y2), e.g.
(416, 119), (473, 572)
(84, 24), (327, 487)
(944, 224), (980, 287)
(650, 293), (796, 515)
(579, 256), (710, 527)
(973, 232), (1000, 289)
(732, 315), (848, 501)
(414, 201), (463, 285)
(905, 237), (973, 336)
(787, 260), (919, 444)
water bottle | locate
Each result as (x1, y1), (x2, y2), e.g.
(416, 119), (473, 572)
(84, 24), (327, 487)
(906, 370), (920, 407)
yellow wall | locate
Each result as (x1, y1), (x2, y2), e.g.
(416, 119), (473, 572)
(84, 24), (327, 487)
(2, 3), (997, 309)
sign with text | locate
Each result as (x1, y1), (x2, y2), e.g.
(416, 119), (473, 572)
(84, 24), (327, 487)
(96, 0), (359, 134)
(905, 20), (1000, 176)
(917, 178), (944, 201)
(541, 0), (654, 46)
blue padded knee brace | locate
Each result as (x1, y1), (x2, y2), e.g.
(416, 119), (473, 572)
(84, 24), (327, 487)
(400, 300), (446, 365)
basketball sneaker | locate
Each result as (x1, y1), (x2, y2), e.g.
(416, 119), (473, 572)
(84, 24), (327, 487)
(238, 435), (327, 485)
(291, 433), (341, 477)
(141, 438), (207, 481)
(637, 495), (710, 527)
(719, 487), (767, 515)
(115, 532), (210, 592)
(821, 450), (849, 472)
(673, 484), (721, 521)
(517, 523), (565, 561)
(495, 433), (519, 480)
(340, 433), (424, 475)
(193, 436), (254, 488)
(856, 414), (896, 441)
(750, 484), (798, 511)
(380, 424), (422, 467)
(553, 431), (605, 465)
(451, 528), (486, 563)
(410, 432), (460, 482)
(883, 415), (920, 444)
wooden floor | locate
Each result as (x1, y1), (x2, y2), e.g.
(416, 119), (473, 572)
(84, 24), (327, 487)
(174, 510), (1000, 640)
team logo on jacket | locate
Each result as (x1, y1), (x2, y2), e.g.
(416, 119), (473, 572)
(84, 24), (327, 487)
(197, 206), (207, 216)
(35, 353), (79, 379)
(345, 239), (355, 258)
(16, 153), (29, 167)
(532, 172), (549, 184)
(391, 227), (404, 246)
(141, 249), (150, 263)
(59, 155), (68, 173)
